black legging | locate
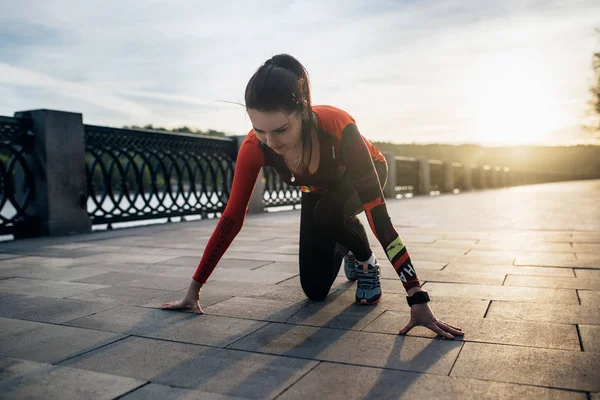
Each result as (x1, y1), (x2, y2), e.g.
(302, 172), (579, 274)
(299, 161), (388, 300)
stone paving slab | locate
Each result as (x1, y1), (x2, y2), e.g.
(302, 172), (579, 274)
(1, 179), (599, 398)
(0, 277), (108, 299)
(0, 357), (144, 400)
(203, 296), (307, 323)
(228, 322), (463, 375)
(121, 383), (250, 400)
(578, 290), (600, 306)
(504, 275), (600, 290)
(451, 342), (600, 391)
(277, 362), (587, 400)
(515, 256), (600, 268)
(486, 300), (600, 325)
(0, 293), (116, 324)
(64, 304), (268, 347)
(59, 336), (318, 399)
(423, 282), (579, 303)
(443, 262), (575, 277)
(579, 325), (600, 353)
(0, 317), (125, 364)
(362, 312), (580, 350)
(575, 269), (600, 278)
(65, 285), (186, 306)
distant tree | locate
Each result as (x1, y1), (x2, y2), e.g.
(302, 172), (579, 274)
(122, 124), (227, 137)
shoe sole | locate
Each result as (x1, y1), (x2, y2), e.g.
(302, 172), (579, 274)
(356, 293), (382, 305)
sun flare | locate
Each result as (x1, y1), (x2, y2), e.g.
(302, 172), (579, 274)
(468, 55), (563, 146)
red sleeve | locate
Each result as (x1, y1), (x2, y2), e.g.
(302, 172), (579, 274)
(192, 133), (264, 283)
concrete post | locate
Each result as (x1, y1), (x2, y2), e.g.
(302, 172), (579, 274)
(443, 161), (454, 193)
(235, 135), (265, 214)
(12, 109), (91, 238)
(463, 164), (473, 190)
(417, 157), (430, 195)
(382, 152), (396, 198)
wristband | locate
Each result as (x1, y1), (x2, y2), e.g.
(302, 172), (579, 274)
(406, 291), (430, 306)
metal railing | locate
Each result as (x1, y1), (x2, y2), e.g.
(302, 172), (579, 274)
(84, 125), (238, 227)
(0, 116), (37, 235)
(263, 166), (302, 208)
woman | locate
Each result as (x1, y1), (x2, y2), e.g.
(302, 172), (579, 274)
(162, 54), (463, 339)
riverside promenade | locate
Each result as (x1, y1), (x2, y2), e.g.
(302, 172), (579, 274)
(0, 179), (599, 399)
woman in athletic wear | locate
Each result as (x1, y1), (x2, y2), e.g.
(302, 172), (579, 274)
(162, 54), (463, 339)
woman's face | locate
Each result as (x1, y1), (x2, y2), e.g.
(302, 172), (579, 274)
(247, 108), (302, 155)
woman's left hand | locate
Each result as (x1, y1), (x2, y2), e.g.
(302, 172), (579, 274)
(398, 303), (464, 339)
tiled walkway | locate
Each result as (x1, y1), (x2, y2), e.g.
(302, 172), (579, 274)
(1, 179), (599, 399)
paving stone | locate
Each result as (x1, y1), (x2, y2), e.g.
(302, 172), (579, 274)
(74, 252), (179, 265)
(444, 262), (575, 277)
(0, 293), (116, 323)
(0, 254), (22, 261)
(573, 243), (600, 252)
(0, 357), (46, 382)
(254, 261), (300, 274)
(574, 269), (600, 279)
(203, 280), (282, 298)
(208, 267), (297, 285)
(579, 325), (600, 353)
(63, 305), (193, 334)
(0, 361), (144, 400)
(0, 317), (126, 363)
(379, 294), (490, 317)
(0, 278), (108, 298)
(121, 383), (249, 400)
(0, 265), (108, 281)
(486, 301), (600, 325)
(228, 322), (462, 375)
(277, 362), (586, 400)
(59, 336), (318, 399)
(575, 253), (600, 261)
(515, 256), (600, 268)
(247, 286), (336, 304)
(461, 250), (518, 264)
(504, 275), (600, 290)
(223, 252), (298, 263)
(412, 270), (505, 285)
(66, 286), (184, 306)
(591, 393), (600, 400)
(204, 297), (307, 322)
(65, 304), (268, 347)
(140, 288), (232, 309)
(0, 256), (81, 268)
(285, 294), (385, 330)
(423, 282), (579, 304)
(161, 256), (269, 269)
(577, 290), (600, 306)
(363, 312), (579, 350)
(451, 342), (600, 391)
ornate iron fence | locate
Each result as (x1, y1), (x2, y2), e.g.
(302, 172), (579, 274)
(0, 116), (37, 235)
(84, 125), (238, 227)
(263, 166), (302, 208)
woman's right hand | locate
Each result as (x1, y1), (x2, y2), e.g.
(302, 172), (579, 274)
(161, 279), (204, 314)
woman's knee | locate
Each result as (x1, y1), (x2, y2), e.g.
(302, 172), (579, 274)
(300, 278), (330, 301)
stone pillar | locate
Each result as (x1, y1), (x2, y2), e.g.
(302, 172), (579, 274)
(463, 164), (473, 190)
(235, 135), (265, 214)
(417, 157), (430, 195)
(12, 109), (91, 238)
(443, 161), (454, 193)
(382, 152), (396, 198)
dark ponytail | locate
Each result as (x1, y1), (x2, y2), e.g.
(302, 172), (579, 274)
(245, 54), (316, 169)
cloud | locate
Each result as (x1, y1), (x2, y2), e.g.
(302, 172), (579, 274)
(1, 0), (599, 144)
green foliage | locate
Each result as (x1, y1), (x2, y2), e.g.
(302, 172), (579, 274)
(373, 142), (600, 179)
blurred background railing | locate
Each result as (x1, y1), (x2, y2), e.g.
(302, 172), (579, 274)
(0, 109), (594, 238)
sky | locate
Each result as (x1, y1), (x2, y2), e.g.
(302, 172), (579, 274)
(1, 0), (599, 146)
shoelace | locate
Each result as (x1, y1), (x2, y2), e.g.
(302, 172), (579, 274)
(357, 265), (380, 290)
